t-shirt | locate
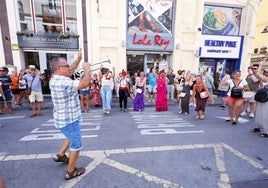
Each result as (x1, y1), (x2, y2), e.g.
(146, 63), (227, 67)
(148, 72), (156, 86)
(227, 79), (248, 96)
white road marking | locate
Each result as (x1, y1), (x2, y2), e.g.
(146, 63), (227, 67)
(20, 110), (104, 141)
(216, 116), (250, 124)
(0, 115), (26, 120)
(1, 143), (267, 188)
(131, 110), (202, 135)
(138, 123), (194, 129)
(141, 129), (204, 135)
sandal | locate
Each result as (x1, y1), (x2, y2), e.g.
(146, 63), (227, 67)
(65, 167), (85, 180)
(260, 133), (268, 138)
(29, 113), (37, 118)
(231, 121), (237, 125)
(200, 114), (205, 120)
(225, 119), (233, 122)
(53, 154), (69, 164)
(37, 112), (43, 116)
(251, 127), (261, 133)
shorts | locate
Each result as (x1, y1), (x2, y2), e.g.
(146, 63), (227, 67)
(60, 121), (83, 151)
(218, 90), (228, 97)
(28, 91), (44, 103)
(0, 91), (12, 103)
(11, 89), (20, 95)
(148, 85), (157, 93)
(80, 89), (90, 95)
(243, 91), (256, 103)
(176, 84), (183, 91)
(226, 96), (244, 104)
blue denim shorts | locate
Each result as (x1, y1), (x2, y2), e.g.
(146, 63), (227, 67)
(80, 89), (90, 95)
(0, 91), (12, 103)
(60, 121), (83, 151)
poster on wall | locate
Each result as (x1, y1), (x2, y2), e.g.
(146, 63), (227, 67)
(128, 0), (174, 33)
(127, 0), (175, 51)
(202, 5), (242, 36)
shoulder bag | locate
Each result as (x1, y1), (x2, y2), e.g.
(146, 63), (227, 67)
(26, 76), (36, 95)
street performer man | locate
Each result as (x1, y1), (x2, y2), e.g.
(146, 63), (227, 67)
(49, 49), (92, 180)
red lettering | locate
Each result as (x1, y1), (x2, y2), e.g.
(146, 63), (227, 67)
(132, 33), (170, 49)
(154, 34), (170, 49)
(132, 33), (151, 46)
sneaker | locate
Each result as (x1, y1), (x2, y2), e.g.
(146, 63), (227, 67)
(249, 113), (255, 118)
(240, 111), (247, 117)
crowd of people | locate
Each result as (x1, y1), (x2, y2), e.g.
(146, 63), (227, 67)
(1, 58), (268, 123)
(1, 51), (268, 182)
(0, 65), (49, 117)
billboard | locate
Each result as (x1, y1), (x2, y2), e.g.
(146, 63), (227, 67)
(202, 5), (242, 36)
(127, 0), (175, 51)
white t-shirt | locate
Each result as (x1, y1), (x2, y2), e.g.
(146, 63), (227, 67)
(227, 79), (247, 96)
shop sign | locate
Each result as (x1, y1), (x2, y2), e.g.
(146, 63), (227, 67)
(127, 32), (173, 51)
(17, 34), (79, 50)
(199, 35), (243, 59)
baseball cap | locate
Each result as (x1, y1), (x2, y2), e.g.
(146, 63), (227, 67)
(28, 65), (36, 69)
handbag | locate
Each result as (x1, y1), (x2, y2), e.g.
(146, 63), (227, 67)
(179, 92), (186, 97)
(254, 87), (268, 103)
(136, 88), (142, 94)
(26, 88), (31, 95)
(200, 91), (208, 99)
(26, 75), (36, 95)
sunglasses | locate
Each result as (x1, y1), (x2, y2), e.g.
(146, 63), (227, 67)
(251, 68), (257, 70)
(0, 70), (4, 72)
(58, 65), (70, 68)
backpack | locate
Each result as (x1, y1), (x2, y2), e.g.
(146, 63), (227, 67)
(231, 80), (243, 98)
(254, 86), (268, 103)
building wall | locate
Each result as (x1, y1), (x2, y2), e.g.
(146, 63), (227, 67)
(251, 0), (268, 68)
(0, 0), (263, 77)
(86, 0), (262, 76)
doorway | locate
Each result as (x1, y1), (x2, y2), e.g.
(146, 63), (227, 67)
(25, 52), (39, 68)
(127, 55), (144, 76)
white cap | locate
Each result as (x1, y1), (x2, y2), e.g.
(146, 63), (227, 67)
(28, 65), (36, 69)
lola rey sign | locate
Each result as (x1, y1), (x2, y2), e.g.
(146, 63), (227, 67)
(127, 32), (173, 51)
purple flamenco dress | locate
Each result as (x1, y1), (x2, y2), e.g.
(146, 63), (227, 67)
(133, 86), (144, 111)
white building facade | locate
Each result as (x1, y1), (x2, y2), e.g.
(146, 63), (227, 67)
(0, 0), (262, 80)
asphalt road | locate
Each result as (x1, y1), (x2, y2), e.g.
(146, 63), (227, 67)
(0, 96), (268, 188)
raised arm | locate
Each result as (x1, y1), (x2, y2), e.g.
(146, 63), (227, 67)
(70, 48), (82, 72)
(256, 58), (268, 82)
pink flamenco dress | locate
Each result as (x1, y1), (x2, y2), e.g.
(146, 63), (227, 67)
(155, 76), (168, 111)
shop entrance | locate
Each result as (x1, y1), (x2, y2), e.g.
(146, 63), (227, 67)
(127, 53), (170, 76)
(126, 55), (144, 76)
(24, 52), (39, 68)
(199, 58), (237, 93)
